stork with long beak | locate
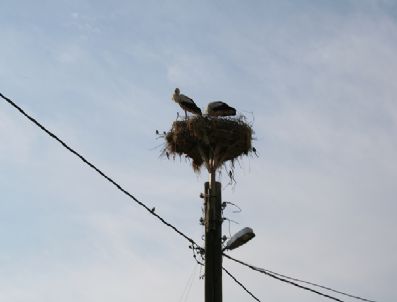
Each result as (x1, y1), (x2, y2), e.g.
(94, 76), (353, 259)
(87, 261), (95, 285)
(172, 88), (202, 118)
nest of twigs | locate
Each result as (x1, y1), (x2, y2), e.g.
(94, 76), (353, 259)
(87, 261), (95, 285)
(163, 115), (254, 172)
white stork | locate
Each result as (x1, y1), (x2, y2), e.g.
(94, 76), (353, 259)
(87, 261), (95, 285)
(172, 88), (202, 118)
(206, 101), (236, 117)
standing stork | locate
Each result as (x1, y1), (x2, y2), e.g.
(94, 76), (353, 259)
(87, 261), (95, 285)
(206, 101), (236, 117)
(172, 88), (202, 118)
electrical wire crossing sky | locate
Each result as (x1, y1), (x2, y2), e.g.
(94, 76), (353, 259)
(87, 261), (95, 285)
(1, 1), (396, 301)
(1, 91), (379, 302)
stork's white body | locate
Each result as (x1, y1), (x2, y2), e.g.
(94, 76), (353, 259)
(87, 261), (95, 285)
(206, 101), (236, 117)
(172, 88), (202, 118)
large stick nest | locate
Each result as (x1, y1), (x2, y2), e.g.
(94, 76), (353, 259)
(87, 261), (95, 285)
(164, 115), (254, 172)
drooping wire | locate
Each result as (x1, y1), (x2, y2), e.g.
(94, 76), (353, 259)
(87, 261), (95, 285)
(223, 267), (261, 302)
(0, 92), (201, 250)
(221, 201), (242, 239)
(178, 263), (198, 302)
(222, 217), (239, 238)
(227, 257), (377, 302)
(1, 92), (376, 302)
(224, 253), (379, 302)
(190, 244), (205, 266)
(222, 201), (242, 213)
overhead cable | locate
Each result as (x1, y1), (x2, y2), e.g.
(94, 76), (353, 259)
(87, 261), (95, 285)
(224, 253), (346, 302)
(2, 92), (376, 302)
(223, 267), (261, 302)
(1, 92), (262, 302)
(223, 253), (377, 302)
(0, 92), (200, 249)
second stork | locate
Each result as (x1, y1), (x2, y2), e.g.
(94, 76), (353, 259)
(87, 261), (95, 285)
(206, 101), (236, 117)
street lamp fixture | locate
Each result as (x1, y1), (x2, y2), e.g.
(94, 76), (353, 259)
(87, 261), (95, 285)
(224, 227), (255, 251)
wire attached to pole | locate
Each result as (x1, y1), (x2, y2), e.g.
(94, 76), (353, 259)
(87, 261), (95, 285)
(2, 92), (263, 302)
(224, 253), (378, 302)
(1, 92), (378, 302)
(0, 92), (201, 250)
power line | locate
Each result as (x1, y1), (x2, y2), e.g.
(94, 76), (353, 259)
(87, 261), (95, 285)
(178, 263), (198, 302)
(1, 92), (377, 302)
(224, 253), (346, 302)
(223, 254), (378, 302)
(1, 92), (262, 302)
(227, 254), (377, 302)
(223, 267), (261, 302)
(0, 92), (200, 250)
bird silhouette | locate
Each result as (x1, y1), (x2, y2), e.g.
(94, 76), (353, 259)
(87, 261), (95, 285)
(172, 88), (202, 118)
(206, 101), (236, 117)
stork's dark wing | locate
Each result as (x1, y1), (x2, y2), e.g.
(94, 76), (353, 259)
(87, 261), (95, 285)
(180, 99), (202, 115)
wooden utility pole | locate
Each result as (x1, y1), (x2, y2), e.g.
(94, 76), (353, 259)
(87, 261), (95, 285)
(163, 114), (253, 302)
(204, 170), (223, 302)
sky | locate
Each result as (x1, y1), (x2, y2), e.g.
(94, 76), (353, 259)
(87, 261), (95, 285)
(0, 0), (396, 301)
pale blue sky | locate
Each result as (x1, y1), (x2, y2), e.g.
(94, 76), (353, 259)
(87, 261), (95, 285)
(1, 1), (396, 301)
